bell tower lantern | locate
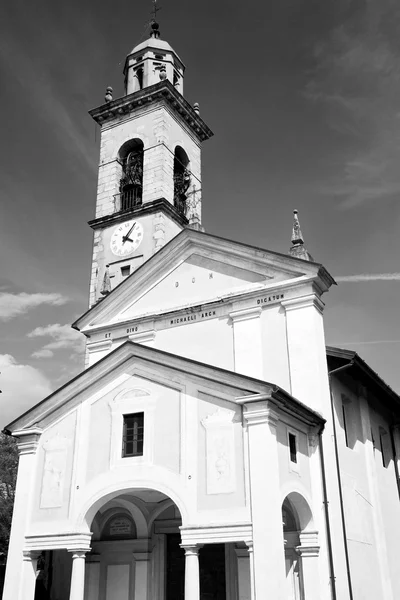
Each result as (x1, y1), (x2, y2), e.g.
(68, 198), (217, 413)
(124, 21), (185, 95)
(87, 20), (213, 307)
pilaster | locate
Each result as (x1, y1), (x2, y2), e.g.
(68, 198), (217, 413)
(243, 400), (286, 600)
(229, 307), (262, 379)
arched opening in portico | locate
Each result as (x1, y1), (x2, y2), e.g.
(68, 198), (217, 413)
(282, 492), (318, 600)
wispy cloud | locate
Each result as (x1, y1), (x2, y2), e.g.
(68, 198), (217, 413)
(28, 323), (85, 359)
(0, 292), (68, 321)
(336, 272), (400, 282)
(305, 1), (400, 207)
(0, 354), (52, 429)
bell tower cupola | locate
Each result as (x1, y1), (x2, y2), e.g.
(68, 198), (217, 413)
(87, 17), (213, 307)
(124, 21), (185, 96)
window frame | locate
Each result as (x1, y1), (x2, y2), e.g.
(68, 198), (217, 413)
(287, 428), (300, 474)
(122, 412), (144, 458)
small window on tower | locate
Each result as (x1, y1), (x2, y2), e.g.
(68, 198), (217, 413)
(135, 67), (144, 90)
(122, 413), (144, 457)
(173, 71), (179, 87)
(121, 265), (130, 277)
(288, 433), (297, 464)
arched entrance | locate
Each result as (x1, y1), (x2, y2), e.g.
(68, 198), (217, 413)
(84, 488), (182, 600)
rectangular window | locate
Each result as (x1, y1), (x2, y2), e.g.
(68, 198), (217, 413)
(288, 433), (297, 464)
(121, 265), (130, 277)
(122, 412), (144, 457)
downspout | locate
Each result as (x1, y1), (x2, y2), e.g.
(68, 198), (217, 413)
(318, 428), (337, 600)
(328, 362), (355, 600)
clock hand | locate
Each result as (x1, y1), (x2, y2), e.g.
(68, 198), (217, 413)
(123, 236), (134, 243)
(122, 221), (136, 244)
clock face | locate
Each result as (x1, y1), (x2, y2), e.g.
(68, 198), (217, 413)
(110, 220), (144, 257)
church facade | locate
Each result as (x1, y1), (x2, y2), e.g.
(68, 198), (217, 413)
(3, 21), (400, 600)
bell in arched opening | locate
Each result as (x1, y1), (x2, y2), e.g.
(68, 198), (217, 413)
(173, 145), (191, 216)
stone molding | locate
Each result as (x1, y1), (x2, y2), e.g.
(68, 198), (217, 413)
(180, 523), (252, 545)
(297, 531), (320, 557)
(282, 294), (325, 315)
(242, 400), (280, 430)
(13, 428), (43, 455)
(24, 532), (92, 552)
(229, 306), (262, 324)
(128, 330), (156, 344)
(86, 339), (112, 354)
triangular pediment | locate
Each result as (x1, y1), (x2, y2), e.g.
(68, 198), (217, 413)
(74, 229), (334, 332)
(5, 342), (322, 434)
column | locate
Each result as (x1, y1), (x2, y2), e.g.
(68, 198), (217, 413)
(235, 545), (251, 600)
(243, 401), (287, 600)
(229, 307), (263, 379)
(18, 550), (41, 600)
(182, 545), (201, 600)
(2, 429), (42, 600)
(296, 532), (320, 600)
(69, 551), (87, 600)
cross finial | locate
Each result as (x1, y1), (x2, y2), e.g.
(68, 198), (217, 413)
(150, 0), (162, 38)
(151, 0), (161, 22)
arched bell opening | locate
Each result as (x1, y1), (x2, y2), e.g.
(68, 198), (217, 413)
(117, 139), (144, 212)
(173, 146), (191, 216)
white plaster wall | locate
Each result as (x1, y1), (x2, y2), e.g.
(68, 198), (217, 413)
(154, 317), (234, 370)
(260, 305), (290, 390)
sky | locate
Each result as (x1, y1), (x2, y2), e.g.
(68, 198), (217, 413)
(1, 0), (400, 427)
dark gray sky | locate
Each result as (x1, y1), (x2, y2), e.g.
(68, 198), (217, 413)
(1, 0), (400, 425)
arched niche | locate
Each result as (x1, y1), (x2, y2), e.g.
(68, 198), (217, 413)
(117, 138), (144, 211)
(173, 145), (191, 215)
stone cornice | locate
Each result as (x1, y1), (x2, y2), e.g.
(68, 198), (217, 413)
(12, 427), (43, 455)
(282, 293), (325, 315)
(180, 523), (252, 545)
(24, 532), (92, 552)
(89, 80), (213, 143)
(229, 306), (262, 323)
(241, 399), (280, 429)
(88, 197), (188, 231)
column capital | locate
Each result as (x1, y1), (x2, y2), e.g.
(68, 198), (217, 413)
(297, 531), (320, 557)
(242, 400), (280, 430)
(69, 549), (89, 559)
(229, 306), (262, 323)
(245, 540), (253, 553)
(22, 549), (42, 561)
(180, 544), (203, 556)
(282, 294), (325, 315)
(13, 428), (43, 455)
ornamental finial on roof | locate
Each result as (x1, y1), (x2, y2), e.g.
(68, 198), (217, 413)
(150, 0), (161, 38)
(291, 209), (304, 246)
(289, 210), (314, 261)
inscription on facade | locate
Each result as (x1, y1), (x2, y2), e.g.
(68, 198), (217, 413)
(256, 293), (285, 305)
(170, 310), (217, 326)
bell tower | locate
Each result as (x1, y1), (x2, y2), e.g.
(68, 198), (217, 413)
(88, 20), (213, 307)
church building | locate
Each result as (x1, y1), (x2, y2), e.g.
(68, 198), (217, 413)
(3, 19), (400, 600)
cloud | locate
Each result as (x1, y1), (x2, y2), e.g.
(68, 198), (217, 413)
(305, 1), (400, 207)
(0, 292), (68, 321)
(336, 272), (400, 282)
(28, 323), (85, 359)
(0, 354), (52, 429)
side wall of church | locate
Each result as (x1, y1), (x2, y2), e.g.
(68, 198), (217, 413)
(330, 374), (400, 600)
